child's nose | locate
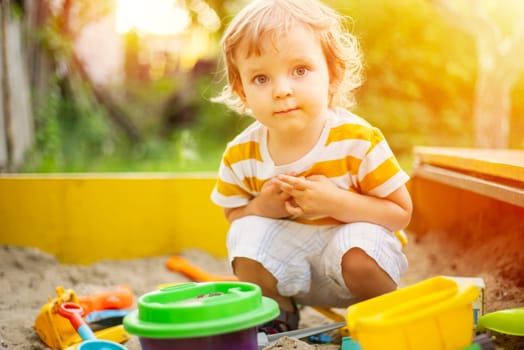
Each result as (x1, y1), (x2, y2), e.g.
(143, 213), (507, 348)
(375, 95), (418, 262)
(273, 78), (292, 99)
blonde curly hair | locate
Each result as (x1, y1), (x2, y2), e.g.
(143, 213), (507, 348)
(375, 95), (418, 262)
(212, 0), (363, 115)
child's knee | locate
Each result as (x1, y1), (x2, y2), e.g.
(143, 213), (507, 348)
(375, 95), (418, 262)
(232, 257), (276, 287)
(341, 248), (396, 297)
(232, 257), (293, 307)
(232, 257), (261, 276)
(341, 248), (377, 278)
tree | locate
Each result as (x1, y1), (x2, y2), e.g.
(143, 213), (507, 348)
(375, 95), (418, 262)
(430, 0), (524, 148)
(52, 0), (141, 142)
(0, 0), (13, 171)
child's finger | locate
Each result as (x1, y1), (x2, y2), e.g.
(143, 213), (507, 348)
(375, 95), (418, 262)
(290, 179), (307, 191)
(272, 177), (292, 190)
(285, 200), (303, 216)
(278, 175), (307, 191)
(279, 191), (291, 200)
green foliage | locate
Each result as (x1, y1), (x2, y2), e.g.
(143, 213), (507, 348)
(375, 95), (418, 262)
(21, 0), (524, 173)
(21, 70), (253, 173)
(328, 0), (479, 170)
(24, 77), (63, 172)
(22, 77), (115, 172)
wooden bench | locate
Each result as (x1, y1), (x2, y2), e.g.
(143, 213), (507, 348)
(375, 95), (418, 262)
(408, 146), (524, 235)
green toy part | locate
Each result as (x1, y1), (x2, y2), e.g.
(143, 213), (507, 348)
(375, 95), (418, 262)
(124, 282), (279, 339)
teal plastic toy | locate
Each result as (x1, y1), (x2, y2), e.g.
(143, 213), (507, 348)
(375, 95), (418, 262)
(341, 336), (362, 350)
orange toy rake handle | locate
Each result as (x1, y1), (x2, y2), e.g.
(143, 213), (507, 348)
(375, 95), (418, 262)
(77, 285), (134, 315)
(58, 302), (97, 341)
(166, 256), (238, 282)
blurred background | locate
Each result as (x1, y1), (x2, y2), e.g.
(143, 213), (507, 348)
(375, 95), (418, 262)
(1, 0), (523, 174)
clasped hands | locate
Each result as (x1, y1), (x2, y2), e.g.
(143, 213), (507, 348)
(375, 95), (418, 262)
(256, 173), (339, 219)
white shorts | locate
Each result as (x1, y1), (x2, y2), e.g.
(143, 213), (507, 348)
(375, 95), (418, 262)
(227, 216), (408, 308)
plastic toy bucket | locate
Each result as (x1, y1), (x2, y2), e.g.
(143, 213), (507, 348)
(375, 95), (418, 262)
(346, 276), (480, 350)
(123, 281), (279, 350)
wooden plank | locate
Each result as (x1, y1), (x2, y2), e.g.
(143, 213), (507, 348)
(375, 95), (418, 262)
(413, 164), (524, 208)
(408, 174), (524, 238)
(414, 147), (524, 183)
(0, 174), (229, 264)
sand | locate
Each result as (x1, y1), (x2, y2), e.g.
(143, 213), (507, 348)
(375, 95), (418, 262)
(1, 229), (523, 350)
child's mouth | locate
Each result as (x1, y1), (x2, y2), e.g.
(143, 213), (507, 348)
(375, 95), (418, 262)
(275, 107), (299, 115)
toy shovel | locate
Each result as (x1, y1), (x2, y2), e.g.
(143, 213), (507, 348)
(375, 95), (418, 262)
(59, 302), (128, 350)
(476, 307), (524, 336)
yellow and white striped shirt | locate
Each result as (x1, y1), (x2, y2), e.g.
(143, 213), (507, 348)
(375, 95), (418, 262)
(211, 108), (409, 225)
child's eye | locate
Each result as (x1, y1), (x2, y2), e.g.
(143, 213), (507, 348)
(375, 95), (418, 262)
(253, 75), (269, 85)
(293, 66), (309, 77)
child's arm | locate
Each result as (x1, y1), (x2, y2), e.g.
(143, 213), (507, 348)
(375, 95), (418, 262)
(275, 174), (412, 232)
(223, 179), (292, 223)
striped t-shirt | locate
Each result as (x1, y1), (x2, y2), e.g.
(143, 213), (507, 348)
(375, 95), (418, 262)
(211, 108), (409, 225)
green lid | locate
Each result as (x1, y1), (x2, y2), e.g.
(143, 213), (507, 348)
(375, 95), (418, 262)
(123, 282), (279, 338)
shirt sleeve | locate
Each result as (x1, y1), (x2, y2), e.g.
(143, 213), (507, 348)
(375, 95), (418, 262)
(356, 128), (409, 197)
(210, 157), (253, 208)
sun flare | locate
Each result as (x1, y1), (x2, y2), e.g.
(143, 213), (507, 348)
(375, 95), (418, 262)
(115, 0), (191, 35)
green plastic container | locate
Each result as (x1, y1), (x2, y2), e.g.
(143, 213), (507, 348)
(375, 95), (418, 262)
(123, 281), (279, 350)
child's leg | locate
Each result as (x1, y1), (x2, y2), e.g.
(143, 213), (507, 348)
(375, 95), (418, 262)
(233, 257), (299, 333)
(295, 222), (407, 308)
(232, 257), (295, 312)
(341, 247), (396, 301)
(225, 215), (320, 328)
(332, 222), (407, 303)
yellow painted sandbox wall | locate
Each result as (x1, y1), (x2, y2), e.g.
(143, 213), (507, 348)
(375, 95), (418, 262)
(0, 173), (229, 264)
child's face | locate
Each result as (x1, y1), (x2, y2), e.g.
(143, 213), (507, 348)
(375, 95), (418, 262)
(234, 25), (332, 137)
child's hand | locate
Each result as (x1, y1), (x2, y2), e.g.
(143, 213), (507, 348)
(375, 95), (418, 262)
(275, 174), (339, 217)
(253, 179), (294, 218)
